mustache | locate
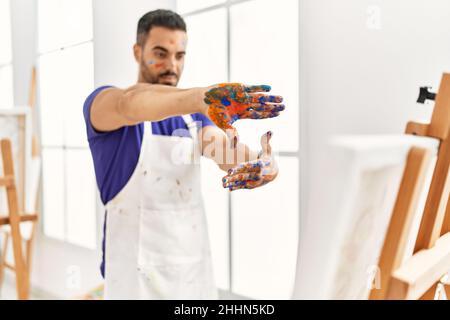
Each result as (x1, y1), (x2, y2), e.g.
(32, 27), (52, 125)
(158, 71), (178, 78)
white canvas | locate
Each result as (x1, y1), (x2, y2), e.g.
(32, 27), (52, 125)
(293, 135), (439, 299)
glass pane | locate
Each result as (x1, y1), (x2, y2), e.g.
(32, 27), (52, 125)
(42, 148), (65, 240)
(61, 43), (94, 148)
(38, 42), (94, 147)
(0, 66), (14, 108)
(38, 50), (65, 146)
(38, 0), (93, 53)
(38, 0), (61, 53)
(231, 156), (299, 299)
(177, 0), (225, 14)
(61, 0), (93, 48)
(230, 0), (299, 152)
(178, 8), (227, 88)
(0, 0), (12, 64)
(66, 149), (97, 249)
(201, 157), (230, 290)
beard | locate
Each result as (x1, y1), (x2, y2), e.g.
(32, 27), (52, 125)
(139, 58), (178, 86)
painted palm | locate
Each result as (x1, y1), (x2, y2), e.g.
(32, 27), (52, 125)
(204, 83), (284, 147)
(222, 131), (277, 191)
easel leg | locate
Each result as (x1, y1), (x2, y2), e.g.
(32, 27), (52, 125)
(414, 131), (450, 252)
(441, 194), (450, 236)
(444, 284), (450, 299)
(2, 140), (30, 299)
(26, 237), (34, 276)
(0, 232), (10, 291)
(9, 226), (29, 299)
(420, 282), (438, 300)
(370, 147), (431, 299)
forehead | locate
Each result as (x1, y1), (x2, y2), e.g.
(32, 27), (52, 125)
(145, 26), (187, 51)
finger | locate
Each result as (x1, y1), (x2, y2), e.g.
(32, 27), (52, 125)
(227, 159), (263, 175)
(243, 111), (280, 120)
(225, 179), (262, 191)
(246, 103), (285, 113)
(223, 179), (246, 188)
(204, 95), (213, 105)
(226, 182), (248, 191)
(249, 94), (283, 104)
(222, 172), (261, 184)
(244, 84), (272, 93)
(260, 131), (273, 157)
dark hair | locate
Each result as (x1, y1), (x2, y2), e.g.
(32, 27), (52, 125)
(136, 9), (186, 46)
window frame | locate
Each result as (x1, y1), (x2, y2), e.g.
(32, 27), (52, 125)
(178, 0), (302, 298)
(0, 0), (14, 109)
(37, 0), (98, 250)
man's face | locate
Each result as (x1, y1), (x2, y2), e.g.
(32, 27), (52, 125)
(134, 26), (187, 86)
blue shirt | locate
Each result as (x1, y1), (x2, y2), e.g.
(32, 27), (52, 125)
(83, 85), (214, 278)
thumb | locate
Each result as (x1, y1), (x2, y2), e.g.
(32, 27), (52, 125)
(260, 131), (272, 157)
(226, 126), (239, 149)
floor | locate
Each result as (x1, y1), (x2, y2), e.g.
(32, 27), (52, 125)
(0, 279), (50, 300)
(0, 274), (249, 300)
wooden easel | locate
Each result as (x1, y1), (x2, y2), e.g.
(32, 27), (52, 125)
(370, 73), (450, 300)
(0, 67), (40, 300)
(0, 140), (38, 299)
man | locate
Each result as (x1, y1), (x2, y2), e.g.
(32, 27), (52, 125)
(83, 9), (285, 299)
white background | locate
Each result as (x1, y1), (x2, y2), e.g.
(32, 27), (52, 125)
(2, 0), (450, 299)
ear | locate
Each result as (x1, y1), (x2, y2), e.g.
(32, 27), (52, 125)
(133, 44), (142, 63)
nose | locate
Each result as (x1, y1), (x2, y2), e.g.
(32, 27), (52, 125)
(165, 56), (177, 72)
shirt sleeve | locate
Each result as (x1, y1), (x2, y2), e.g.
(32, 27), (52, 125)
(191, 112), (215, 128)
(83, 85), (114, 141)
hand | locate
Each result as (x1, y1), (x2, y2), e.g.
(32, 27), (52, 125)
(204, 83), (284, 148)
(222, 131), (278, 191)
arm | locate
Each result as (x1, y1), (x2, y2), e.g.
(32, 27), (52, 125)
(90, 82), (284, 137)
(199, 125), (258, 172)
(90, 83), (209, 132)
(200, 125), (278, 191)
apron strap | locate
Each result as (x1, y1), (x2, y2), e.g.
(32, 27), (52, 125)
(181, 114), (199, 143)
(143, 121), (152, 137)
(181, 114), (201, 157)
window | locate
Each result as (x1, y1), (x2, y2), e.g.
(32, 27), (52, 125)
(179, 6), (230, 291)
(0, 0), (14, 108)
(177, 0), (299, 299)
(37, 0), (97, 249)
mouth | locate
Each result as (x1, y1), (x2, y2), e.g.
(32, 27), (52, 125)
(158, 75), (177, 85)
(159, 74), (177, 80)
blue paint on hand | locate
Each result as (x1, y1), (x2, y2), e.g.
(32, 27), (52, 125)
(221, 97), (231, 106)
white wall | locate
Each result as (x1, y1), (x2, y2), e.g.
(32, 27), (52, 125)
(297, 0), (450, 285)
(93, 0), (175, 88)
(8, 0), (450, 299)
(10, 0), (36, 107)
(7, 0), (175, 299)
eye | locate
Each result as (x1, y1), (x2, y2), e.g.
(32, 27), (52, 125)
(176, 53), (185, 60)
(154, 51), (166, 59)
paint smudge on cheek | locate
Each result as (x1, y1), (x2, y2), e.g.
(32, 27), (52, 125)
(147, 60), (165, 69)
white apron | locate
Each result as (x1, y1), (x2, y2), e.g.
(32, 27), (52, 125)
(104, 115), (218, 300)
